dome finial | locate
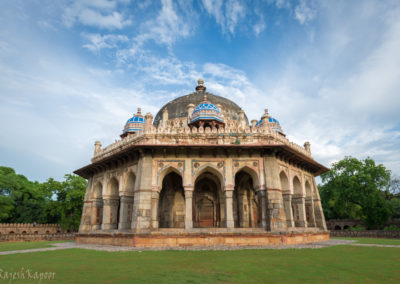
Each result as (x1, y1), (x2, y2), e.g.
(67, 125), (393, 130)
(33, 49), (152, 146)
(195, 78), (206, 92)
(203, 92), (208, 102)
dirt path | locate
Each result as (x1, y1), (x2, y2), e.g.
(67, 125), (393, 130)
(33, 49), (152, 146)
(0, 239), (398, 255)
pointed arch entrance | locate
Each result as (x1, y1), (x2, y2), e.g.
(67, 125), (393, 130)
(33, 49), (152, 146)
(102, 177), (120, 230)
(91, 182), (103, 230)
(280, 171), (294, 228)
(233, 170), (260, 228)
(158, 171), (185, 228)
(193, 170), (223, 228)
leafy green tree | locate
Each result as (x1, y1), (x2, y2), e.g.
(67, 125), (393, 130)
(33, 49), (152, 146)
(319, 156), (392, 229)
(57, 174), (87, 231)
(0, 166), (49, 223)
(38, 174), (87, 231)
(385, 176), (400, 219)
(0, 166), (87, 231)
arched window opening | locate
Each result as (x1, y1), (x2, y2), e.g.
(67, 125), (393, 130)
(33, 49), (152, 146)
(193, 171), (223, 228)
(158, 172), (185, 228)
(233, 171), (260, 228)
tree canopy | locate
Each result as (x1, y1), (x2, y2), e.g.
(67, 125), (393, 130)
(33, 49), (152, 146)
(319, 156), (398, 229)
(0, 166), (86, 231)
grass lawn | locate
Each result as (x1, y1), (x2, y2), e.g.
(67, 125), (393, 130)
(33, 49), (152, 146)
(332, 237), (400, 245)
(0, 240), (72, 252)
(0, 246), (399, 283)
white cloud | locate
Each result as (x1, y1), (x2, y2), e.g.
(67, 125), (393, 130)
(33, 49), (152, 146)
(136, 0), (193, 47)
(253, 15), (266, 36)
(294, 0), (316, 24)
(202, 0), (246, 35)
(78, 9), (131, 29)
(250, 0), (400, 175)
(62, 0), (131, 29)
(82, 33), (129, 52)
(225, 0), (246, 34)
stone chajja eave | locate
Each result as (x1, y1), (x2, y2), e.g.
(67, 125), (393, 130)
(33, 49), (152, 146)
(74, 143), (329, 179)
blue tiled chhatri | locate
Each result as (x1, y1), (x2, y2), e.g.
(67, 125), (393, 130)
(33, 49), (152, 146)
(123, 108), (145, 134)
(191, 97), (224, 123)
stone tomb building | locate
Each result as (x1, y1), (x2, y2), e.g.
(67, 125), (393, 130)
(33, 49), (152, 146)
(75, 80), (329, 247)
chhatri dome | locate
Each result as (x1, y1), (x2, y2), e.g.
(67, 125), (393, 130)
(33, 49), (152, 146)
(189, 79), (224, 128)
(75, 78), (329, 249)
(121, 108), (145, 138)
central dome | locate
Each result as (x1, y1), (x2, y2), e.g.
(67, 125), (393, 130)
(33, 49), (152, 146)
(153, 81), (248, 126)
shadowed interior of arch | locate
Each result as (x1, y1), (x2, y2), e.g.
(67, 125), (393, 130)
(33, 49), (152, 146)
(158, 172), (185, 228)
(193, 171), (224, 228)
(233, 171), (260, 228)
(279, 171), (294, 228)
(292, 176), (304, 228)
(305, 180), (315, 227)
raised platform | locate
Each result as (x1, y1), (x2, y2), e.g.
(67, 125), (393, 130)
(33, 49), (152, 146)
(76, 228), (330, 248)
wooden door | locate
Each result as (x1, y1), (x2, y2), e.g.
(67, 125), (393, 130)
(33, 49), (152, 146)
(197, 198), (214, 227)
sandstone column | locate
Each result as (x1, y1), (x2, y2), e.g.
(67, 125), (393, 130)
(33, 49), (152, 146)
(224, 186), (235, 228)
(312, 179), (327, 230)
(118, 195), (134, 230)
(78, 178), (93, 233)
(305, 197), (316, 227)
(184, 187), (193, 229)
(150, 191), (159, 229)
(263, 154), (288, 231)
(282, 194), (294, 228)
(131, 150), (153, 232)
(256, 187), (267, 228)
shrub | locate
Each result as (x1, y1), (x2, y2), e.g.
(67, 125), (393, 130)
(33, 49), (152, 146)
(346, 225), (366, 231)
(383, 225), (400, 231)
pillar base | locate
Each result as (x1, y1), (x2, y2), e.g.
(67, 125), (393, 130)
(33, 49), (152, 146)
(102, 224), (118, 230)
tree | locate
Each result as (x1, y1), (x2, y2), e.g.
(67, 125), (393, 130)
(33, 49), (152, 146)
(0, 166), (87, 231)
(57, 174), (87, 231)
(385, 175), (400, 219)
(0, 166), (50, 223)
(319, 156), (392, 229)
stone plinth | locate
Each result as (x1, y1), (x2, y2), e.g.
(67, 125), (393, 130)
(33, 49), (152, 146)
(75, 229), (329, 248)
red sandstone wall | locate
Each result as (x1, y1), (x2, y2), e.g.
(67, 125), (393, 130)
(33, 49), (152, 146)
(76, 232), (330, 247)
(0, 223), (64, 235)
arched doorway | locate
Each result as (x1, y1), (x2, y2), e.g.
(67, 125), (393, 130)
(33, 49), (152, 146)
(193, 171), (223, 228)
(280, 171), (293, 228)
(292, 176), (303, 227)
(158, 172), (185, 228)
(118, 172), (135, 230)
(233, 171), (260, 228)
(305, 180), (315, 227)
(102, 177), (120, 230)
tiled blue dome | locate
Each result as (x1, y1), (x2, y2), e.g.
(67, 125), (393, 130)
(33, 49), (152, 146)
(122, 108), (145, 135)
(256, 116), (283, 133)
(191, 99), (223, 123)
(192, 102), (221, 115)
(269, 117), (280, 125)
(126, 115), (145, 124)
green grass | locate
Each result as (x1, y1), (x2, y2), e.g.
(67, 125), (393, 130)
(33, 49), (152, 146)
(0, 240), (72, 252)
(332, 237), (400, 245)
(0, 246), (399, 283)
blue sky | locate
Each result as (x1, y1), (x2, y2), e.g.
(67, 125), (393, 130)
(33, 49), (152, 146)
(0, 0), (399, 182)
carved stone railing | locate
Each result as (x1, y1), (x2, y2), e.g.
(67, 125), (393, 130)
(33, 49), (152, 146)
(92, 125), (311, 163)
